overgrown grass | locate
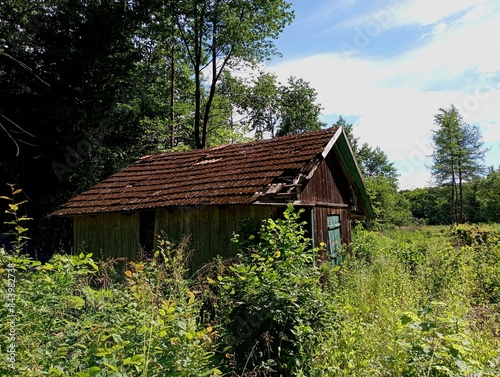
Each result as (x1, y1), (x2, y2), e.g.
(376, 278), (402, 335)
(0, 239), (221, 376)
(1, 202), (499, 376)
(308, 225), (500, 376)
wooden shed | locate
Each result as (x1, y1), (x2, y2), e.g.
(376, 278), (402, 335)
(52, 127), (373, 268)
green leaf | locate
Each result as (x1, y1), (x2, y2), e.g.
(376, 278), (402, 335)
(102, 362), (119, 372)
(400, 315), (413, 326)
(49, 367), (65, 376)
(95, 348), (112, 357)
(419, 322), (433, 331)
(123, 355), (144, 365)
(65, 295), (85, 310)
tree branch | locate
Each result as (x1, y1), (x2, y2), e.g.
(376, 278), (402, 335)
(1, 52), (50, 87)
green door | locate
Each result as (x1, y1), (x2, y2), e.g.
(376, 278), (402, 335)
(327, 215), (342, 265)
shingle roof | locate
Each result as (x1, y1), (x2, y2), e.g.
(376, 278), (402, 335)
(52, 128), (342, 216)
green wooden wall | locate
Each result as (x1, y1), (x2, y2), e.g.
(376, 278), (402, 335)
(155, 205), (272, 270)
(74, 212), (140, 260)
(73, 205), (273, 270)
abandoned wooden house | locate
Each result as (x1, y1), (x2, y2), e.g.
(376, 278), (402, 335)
(52, 127), (373, 268)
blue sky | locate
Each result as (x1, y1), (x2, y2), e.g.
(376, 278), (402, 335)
(266, 0), (500, 189)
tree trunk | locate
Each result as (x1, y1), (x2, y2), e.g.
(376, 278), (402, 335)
(450, 156), (458, 225)
(193, 6), (204, 149)
(458, 165), (464, 223)
(169, 35), (176, 149)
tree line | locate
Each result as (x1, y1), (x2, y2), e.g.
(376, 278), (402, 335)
(352, 105), (494, 228)
(338, 104), (494, 228)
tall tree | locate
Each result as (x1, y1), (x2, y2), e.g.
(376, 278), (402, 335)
(430, 106), (486, 223)
(172, 0), (294, 148)
(230, 72), (325, 139)
(357, 144), (410, 226)
(357, 144), (398, 183)
(277, 76), (325, 136)
(335, 116), (359, 153)
(237, 72), (281, 139)
(0, 0), (165, 254)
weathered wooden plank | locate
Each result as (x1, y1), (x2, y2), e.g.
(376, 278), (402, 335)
(173, 208), (184, 243)
(152, 209), (160, 252)
(132, 213), (140, 260)
(218, 206), (229, 257)
(208, 206), (219, 260)
(123, 214), (133, 260)
(190, 207), (207, 269)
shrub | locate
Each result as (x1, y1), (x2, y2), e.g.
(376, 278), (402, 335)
(215, 204), (336, 376)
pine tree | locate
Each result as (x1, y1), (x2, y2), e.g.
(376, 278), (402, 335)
(430, 106), (486, 223)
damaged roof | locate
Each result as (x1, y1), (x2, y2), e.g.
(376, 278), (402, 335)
(52, 127), (371, 216)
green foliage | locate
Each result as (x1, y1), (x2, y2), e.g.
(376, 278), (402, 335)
(2, 194), (499, 375)
(306, 226), (500, 376)
(397, 303), (484, 376)
(277, 76), (326, 136)
(405, 168), (500, 225)
(477, 168), (500, 222)
(431, 105), (487, 224)
(235, 72), (282, 138)
(231, 72), (326, 139)
(172, 0), (294, 148)
(1, 184), (32, 252)
(403, 186), (452, 225)
(0, 0), (294, 253)
(364, 175), (413, 227)
(0, 241), (221, 376)
(216, 204), (334, 375)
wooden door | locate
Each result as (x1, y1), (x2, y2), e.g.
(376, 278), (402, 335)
(327, 214), (342, 265)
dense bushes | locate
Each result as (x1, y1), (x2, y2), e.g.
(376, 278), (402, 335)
(315, 225), (500, 376)
(0, 242), (221, 376)
(215, 205), (335, 375)
(1, 205), (500, 376)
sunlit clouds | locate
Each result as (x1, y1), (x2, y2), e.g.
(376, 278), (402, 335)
(269, 0), (500, 188)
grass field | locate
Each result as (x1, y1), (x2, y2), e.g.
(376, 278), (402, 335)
(1, 218), (499, 376)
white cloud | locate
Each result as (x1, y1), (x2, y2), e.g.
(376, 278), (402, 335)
(394, 0), (479, 27)
(268, 2), (500, 188)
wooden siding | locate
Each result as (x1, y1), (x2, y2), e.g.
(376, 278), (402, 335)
(299, 151), (353, 257)
(312, 207), (351, 258)
(155, 205), (273, 270)
(74, 206), (272, 269)
(74, 213), (140, 260)
(300, 157), (345, 204)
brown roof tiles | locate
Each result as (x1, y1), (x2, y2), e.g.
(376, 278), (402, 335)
(52, 128), (339, 216)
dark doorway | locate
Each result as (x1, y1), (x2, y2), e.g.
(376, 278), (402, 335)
(139, 210), (155, 257)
